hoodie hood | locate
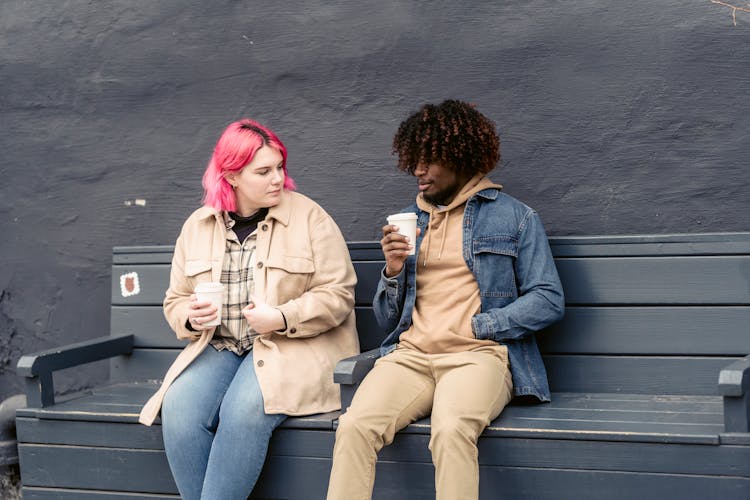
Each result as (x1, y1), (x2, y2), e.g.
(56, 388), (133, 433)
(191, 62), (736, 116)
(416, 174), (502, 265)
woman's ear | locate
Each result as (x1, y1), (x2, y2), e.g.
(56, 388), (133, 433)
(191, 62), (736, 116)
(225, 173), (237, 187)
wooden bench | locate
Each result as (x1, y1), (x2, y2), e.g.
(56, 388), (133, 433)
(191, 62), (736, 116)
(15, 233), (750, 499)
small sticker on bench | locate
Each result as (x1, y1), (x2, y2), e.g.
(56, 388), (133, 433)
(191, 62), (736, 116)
(120, 272), (141, 297)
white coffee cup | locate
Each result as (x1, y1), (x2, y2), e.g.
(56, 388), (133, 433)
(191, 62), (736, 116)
(194, 282), (224, 327)
(387, 212), (418, 255)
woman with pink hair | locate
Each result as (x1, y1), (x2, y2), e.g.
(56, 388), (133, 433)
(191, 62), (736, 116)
(139, 119), (359, 499)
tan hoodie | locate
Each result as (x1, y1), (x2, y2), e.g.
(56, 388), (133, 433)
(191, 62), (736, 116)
(399, 175), (503, 354)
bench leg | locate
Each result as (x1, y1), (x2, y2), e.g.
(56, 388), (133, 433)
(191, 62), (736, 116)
(724, 391), (750, 433)
(23, 373), (54, 408)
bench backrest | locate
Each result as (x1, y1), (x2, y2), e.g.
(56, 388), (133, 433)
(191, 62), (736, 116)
(110, 233), (750, 396)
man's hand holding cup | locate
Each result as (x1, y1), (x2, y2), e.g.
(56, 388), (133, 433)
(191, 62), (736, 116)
(381, 213), (419, 278)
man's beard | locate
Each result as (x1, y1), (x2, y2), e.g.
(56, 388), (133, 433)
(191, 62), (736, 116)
(423, 184), (461, 206)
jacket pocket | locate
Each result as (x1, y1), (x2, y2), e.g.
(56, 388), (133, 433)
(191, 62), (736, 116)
(473, 236), (518, 257)
(473, 236), (517, 298)
(184, 260), (212, 277)
(264, 254), (315, 303)
(265, 255), (315, 274)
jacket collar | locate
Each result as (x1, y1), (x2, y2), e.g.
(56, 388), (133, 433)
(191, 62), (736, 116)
(473, 186), (501, 201)
(195, 205), (223, 223)
(266, 190), (292, 226)
(194, 190), (293, 226)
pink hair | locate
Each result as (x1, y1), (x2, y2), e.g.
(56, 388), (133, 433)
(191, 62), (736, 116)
(202, 119), (296, 212)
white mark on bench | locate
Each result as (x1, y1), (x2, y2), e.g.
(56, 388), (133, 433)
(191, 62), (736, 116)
(120, 272), (141, 297)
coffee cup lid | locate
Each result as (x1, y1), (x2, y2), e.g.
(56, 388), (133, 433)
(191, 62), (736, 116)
(387, 212), (418, 221)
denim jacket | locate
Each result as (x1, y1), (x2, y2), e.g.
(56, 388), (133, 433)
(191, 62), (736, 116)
(373, 187), (564, 402)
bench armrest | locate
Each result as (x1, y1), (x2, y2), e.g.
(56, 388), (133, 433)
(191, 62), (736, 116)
(16, 334), (134, 408)
(719, 355), (750, 433)
(334, 348), (382, 411)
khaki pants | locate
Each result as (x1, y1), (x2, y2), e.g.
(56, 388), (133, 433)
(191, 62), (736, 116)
(327, 344), (513, 500)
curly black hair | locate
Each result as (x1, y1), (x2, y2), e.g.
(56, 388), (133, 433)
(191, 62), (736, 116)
(392, 100), (500, 178)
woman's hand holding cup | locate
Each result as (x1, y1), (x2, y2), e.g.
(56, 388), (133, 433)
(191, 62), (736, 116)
(187, 294), (219, 330)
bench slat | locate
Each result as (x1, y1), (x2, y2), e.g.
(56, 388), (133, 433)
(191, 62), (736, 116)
(111, 306), (185, 349)
(546, 355), (737, 395)
(18, 437), (750, 498)
(19, 444), (175, 493)
(556, 256), (750, 305)
(110, 349), (179, 382)
(539, 306), (750, 355)
(16, 384), (725, 445)
(111, 262), (385, 307)
(16, 382), (337, 432)
(537, 392), (722, 412)
(357, 306), (750, 356)
(548, 232), (750, 256)
(265, 457), (750, 499)
(106, 348), (741, 396)
(503, 404), (722, 425)
(111, 265), (169, 306)
(112, 256), (750, 309)
(112, 238), (750, 307)
(17, 417), (164, 449)
(380, 433), (750, 476)
(112, 305), (386, 352)
(350, 257), (750, 306)
(22, 488), (178, 500)
(111, 303), (750, 356)
(482, 419), (722, 444)
(370, 462), (750, 500)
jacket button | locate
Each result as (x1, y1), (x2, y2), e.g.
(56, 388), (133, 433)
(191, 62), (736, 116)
(290, 328), (297, 334)
(257, 262), (263, 269)
(261, 224), (268, 231)
(257, 360), (264, 367)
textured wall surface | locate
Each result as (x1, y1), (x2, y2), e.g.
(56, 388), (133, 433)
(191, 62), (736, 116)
(1, 0), (748, 398)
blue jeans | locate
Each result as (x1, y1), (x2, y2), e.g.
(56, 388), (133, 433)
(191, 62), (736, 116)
(161, 347), (287, 500)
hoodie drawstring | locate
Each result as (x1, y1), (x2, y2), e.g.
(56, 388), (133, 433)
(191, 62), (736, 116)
(436, 211), (449, 261)
(422, 208), (433, 266)
(422, 207), (450, 267)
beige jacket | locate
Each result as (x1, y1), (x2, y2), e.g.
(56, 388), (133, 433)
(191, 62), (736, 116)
(139, 191), (359, 425)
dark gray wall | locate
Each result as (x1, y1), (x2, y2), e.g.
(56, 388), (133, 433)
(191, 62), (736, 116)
(1, 0), (749, 399)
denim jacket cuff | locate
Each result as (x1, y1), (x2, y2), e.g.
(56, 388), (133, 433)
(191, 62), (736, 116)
(380, 266), (405, 299)
(472, 313), (494, 340)
(472, 312), (510, 342)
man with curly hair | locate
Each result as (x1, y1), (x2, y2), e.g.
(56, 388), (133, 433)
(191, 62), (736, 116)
(327, 100), (565, 500)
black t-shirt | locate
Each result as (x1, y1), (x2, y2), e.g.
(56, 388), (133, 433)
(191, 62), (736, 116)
(229, 208), (269, 243)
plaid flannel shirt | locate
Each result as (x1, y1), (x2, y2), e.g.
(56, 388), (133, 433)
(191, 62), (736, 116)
(209, 214), (258, 354)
